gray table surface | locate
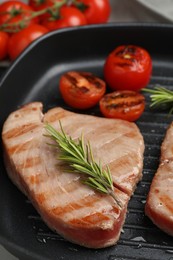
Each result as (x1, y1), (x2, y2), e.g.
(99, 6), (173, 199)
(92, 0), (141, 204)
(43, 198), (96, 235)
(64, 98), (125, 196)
(1, 0), (173, 259)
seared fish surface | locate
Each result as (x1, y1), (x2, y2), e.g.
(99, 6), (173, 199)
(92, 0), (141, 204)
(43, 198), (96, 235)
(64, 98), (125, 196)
(2, 102), (144, 248)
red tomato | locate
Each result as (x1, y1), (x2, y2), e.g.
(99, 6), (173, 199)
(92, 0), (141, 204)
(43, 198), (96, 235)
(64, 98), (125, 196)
(80, 0), (111, 24)
(0, 0), (38, 32)
(0, 31), (9, 60)
(104, 45), (152, 91)
(7, 24), (48, 60)
(59, 71), (106, 109)
(41, 5), (87, 31)
(76, 0), (111, 24)
(99, 90), (145, 121)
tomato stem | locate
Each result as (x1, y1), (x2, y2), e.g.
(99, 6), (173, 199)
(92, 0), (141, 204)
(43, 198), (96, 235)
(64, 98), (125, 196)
(0, 0), (67, 33)
(71, 0), (88, 12)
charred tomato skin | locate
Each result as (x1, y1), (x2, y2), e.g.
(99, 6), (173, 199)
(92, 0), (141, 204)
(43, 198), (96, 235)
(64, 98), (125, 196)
(99, 90), (145, 121)
(104, 45), (152, 91)
(59, 71), (106, 109)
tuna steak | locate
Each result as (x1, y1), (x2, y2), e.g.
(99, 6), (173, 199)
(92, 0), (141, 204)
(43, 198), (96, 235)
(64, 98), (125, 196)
(2, 102), (144, 248)
(145, 122), (173, 236)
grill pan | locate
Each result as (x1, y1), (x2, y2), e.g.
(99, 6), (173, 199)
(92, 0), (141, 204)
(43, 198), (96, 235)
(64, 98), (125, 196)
(1, 23), (173, 260)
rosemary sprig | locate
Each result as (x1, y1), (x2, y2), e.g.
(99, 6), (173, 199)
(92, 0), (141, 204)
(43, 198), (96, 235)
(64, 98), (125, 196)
(45, 122), (121, 207)
(143, 86), (173, 114)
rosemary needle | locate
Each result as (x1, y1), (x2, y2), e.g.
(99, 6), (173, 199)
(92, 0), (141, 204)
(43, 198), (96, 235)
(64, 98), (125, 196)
(45, 122), (122, 207)
(142, 86), (173, 114)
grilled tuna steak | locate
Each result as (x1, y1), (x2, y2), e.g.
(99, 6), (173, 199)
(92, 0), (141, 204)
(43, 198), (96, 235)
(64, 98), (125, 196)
(145, 122), (173, 236)
(2, 102), (144, 248)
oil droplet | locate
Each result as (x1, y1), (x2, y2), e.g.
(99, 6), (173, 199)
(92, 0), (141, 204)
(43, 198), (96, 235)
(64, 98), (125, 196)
(37, 237), (47, 243)
(137, 243), (142, 248)
(131, 236), (146, 242)
(68, 247), (78, 252)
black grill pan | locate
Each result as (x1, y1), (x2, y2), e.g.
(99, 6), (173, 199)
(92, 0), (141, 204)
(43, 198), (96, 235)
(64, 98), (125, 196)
(1, 23), (173, 260)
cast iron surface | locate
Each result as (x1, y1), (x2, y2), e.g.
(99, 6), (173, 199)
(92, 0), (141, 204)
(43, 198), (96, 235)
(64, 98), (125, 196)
(0, 23), (173, 260)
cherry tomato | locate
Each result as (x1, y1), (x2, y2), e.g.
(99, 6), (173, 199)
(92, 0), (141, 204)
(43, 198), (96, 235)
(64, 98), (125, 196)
(59, 71), (106, 109)
(76, 0), (111, 24)
(104, 45), (152, 91)
(0, 31), (9, 60)
(0, 0), (38, 32)
(41, 5), (87, 31)
(7, 24), (48, 60)
(99, 90), (145, 121)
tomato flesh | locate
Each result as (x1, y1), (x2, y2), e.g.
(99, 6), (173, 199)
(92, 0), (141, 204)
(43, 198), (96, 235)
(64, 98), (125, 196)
(99, 90), (145, 121)
(59, 71), (106, 109)
(104, 45), (152, 91)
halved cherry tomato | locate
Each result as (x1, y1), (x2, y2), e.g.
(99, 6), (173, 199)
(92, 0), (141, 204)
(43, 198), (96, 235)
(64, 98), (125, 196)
(0, 1), (38, 32)
(0, 31), (9, 60)
(99, 90), (145, 121)
(76, 0), (111, 24)
(41, 5), (87, 31)
(59, 71), (106, 109)
(7, 24), (48, 60)
(104, 45), (152, 91)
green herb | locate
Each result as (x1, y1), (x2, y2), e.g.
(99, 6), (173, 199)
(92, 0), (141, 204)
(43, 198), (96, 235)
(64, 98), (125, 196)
(45, 122), (121, 207)
(143, 86), (173, 114)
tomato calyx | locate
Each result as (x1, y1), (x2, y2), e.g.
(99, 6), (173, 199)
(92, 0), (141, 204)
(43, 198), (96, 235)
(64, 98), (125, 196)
(9, 7), (23, 17)
(71, 0), (88, 12)
(46, 7), (60, 20)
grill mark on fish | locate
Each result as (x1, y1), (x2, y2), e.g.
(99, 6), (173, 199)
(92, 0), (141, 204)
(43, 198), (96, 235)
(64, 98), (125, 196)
(45, 110), (68, 122)
(3, 123), (39, 139)
(27, 174), (42, 185)
(35, 179), (82, 204)
(51, 196), (101, 216)
(17, 156), (41, 169)
(69, 212), (111, 226)
(7, 140), (37, 154)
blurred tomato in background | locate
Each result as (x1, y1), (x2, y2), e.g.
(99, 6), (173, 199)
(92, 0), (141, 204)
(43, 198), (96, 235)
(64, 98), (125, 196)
(0, 0), (111, 61)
